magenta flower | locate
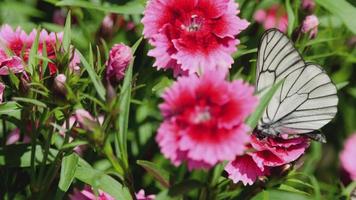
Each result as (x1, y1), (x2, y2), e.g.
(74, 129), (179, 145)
(69, 186), (155, 200)
(225, 134), (309, 185)
(156, 70), (257, 169)
(69, 186), (114, 200)
(340, 133), (356, 181)
(254, 4), (288, 33)
(106, 43), (132, 83)
(142, 0), (249, 75)
(302, 15), (319, 39)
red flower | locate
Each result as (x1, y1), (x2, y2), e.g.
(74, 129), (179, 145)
(142, 0), (249, 75)
(156, 70), (257, 169)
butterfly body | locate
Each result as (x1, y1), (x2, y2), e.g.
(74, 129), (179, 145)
(256, 29), (338, 140)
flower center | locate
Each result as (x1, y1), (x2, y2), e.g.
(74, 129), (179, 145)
(193, 107), (211, 124)
(183, 15), (204, 32)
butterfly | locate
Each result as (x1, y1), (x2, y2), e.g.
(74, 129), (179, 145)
(255, 29), (338, 142)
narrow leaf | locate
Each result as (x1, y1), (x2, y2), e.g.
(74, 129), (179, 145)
(74, 158), (132, 200)
(56, 0), (144, 15)
(285, 0), (295, 36)
(137, 160), (170, 188)
(12, 97), (47, 108)
(59, 153), (79, 192)
(28, 28), (40, 75)
(63, 11), (71, 51)
(315, 0), (356, 34)
(246, 80), (284, 129)
(77, 50), (106, 101)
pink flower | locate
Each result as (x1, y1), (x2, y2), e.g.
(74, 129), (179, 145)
(106, 43), (132, 83)
(254, 4), (288, 33)
(0, 82), (4, 102)
(340, 134), (356, 181)
(136, 189), (156, 200)
(225, 134), (309, 185)
(69, 186), (155, 200)
(74, 109), (97, 131)
(69, 186), (114, 200)
(156, 70), (257, 169)
(0, 24), (79, 76)
(142, 0), (249, 75)
(302, 15), (319, 39)
(302, 0), (316, 12)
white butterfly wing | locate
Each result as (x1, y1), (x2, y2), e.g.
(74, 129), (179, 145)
(256, 29), (338, 135)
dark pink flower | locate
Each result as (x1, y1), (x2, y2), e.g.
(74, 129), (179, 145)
(106, 43), (132, 83)
(156, 70), (257, 169)
(302, 15), (319, 39)
(142, 0), (249, 75)
(254, 4), (288, 33)
(340, 133), (356, 181)
(225, 134), (309, 185)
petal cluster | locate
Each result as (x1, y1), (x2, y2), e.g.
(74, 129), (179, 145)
(225, 133), (309, 185)
(340, 133), (356, 181)
(142, 0), (249, 75)
(156, 70), (257, 169)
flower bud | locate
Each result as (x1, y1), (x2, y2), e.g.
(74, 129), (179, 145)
(302, 15), (319, 39)
(0, 82), (4, 103)
(54, 73), (67, 94)
(106, 43), (132, 84)
(74, 109), (95, 131)
(302, 0), (316, 12)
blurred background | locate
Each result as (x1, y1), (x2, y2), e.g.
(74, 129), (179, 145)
(0, 0), (355, 199)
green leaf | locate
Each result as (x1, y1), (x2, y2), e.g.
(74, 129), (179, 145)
(59, 153), (78, 192)
(12, 97), (47, 108)
(315, 0), (356, 34)
(117, 58), (134, 168)
(252, 190), (312, 200)
(336, 81), (349, 90)
(28, 28), (40, 75)
(74, 158), (132, 200)
(0, 101), (21, 118)
(131, 37), (143, 54)
(77, 50), (106, 101)
(0, 144), (57, 167)
(137, 160), (170, 188)
(63, 11), (71, 51)
(246, 80), (284, 129)
(56, 0), (144, 15)
(8, 70), (20, 89)
(152, 77), (173, 96)
(285, 0), (295, 36)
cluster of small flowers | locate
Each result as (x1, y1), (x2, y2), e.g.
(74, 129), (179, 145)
(253, 0), (319, 38)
